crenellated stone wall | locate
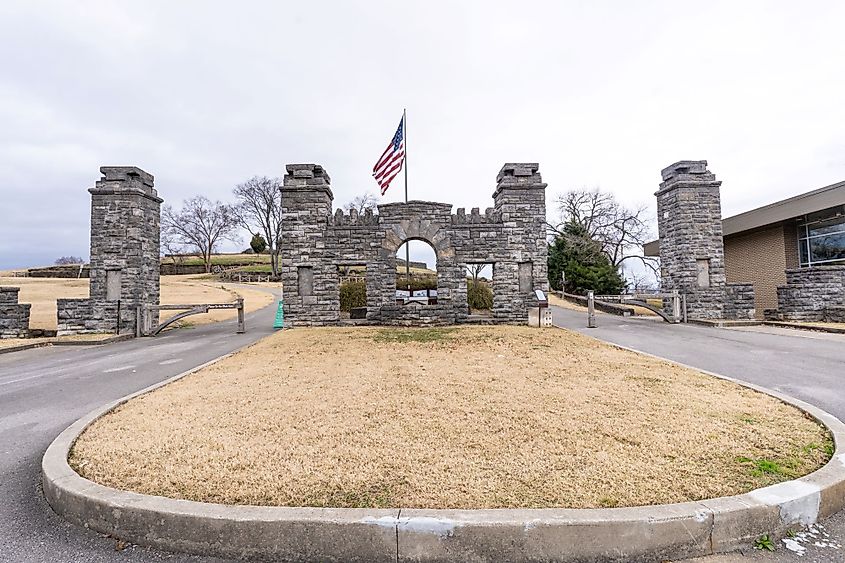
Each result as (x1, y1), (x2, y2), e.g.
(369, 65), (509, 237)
(0, 287), (31, 338)
(656, 160), (756, 320)
(281, 162), (548, 327)
(766, 266), (845, 322)
(57, 167), (162, 335)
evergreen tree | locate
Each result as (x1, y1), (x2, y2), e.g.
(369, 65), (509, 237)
(548, 221), (625, 295)
(250, 233), (267, 254)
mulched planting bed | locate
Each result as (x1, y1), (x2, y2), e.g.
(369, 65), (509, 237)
(70, 326), (831, 509)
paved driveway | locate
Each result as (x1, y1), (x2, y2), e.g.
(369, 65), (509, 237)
(0, 291), (282, 563)
(552, 305), (845, 562)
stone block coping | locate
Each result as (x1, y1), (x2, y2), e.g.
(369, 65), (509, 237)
(42, 341), (845, 562)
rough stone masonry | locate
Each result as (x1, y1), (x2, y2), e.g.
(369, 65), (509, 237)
(656, 161), (755, 320)
(57, 167), (162, 335)
(0, 287), (31, 339)
(280, 162), (549, 327)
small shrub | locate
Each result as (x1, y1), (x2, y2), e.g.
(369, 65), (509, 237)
(340, 281), (366, 312)
(467, 280), (493, 310)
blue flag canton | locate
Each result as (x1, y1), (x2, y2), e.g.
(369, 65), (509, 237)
(392, 119), (404, 150)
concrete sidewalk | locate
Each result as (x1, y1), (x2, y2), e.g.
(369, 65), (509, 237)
(552, 305), (845, 562)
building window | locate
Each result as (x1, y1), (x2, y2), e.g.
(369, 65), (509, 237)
(798, 211), (845, 267)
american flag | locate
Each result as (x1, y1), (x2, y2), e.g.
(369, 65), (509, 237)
(372, 116), (405, 195)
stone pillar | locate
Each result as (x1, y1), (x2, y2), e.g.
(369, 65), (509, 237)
(58, 167), (162, 335)
(493, 162), (549, 322)
(656, 161), (726, 319)
(492, 163), (549, 322)
(280, 164), (336, 327)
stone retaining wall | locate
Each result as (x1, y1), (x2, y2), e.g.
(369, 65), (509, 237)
(724, 282), (756, 320)
(56, 299), (119, 335)
(770, 266), (845, 322)
(0, 287), (31, 338)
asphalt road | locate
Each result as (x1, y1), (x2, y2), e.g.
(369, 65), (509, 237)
(0, 291), (281, 563)
(551, 305), (845, 562)
(1, 299), (843, 562)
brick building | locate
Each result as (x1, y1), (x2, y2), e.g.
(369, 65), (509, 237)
(646, 179), (845, 318)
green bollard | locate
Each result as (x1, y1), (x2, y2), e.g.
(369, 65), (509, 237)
(273, 300), (284, 329)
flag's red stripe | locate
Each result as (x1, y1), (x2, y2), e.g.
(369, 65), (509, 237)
(373, 142), (405, 174)
(377, 163), (402, 188)
(373, 143), (394, 172)
(379, 170), (400, 194)
(375, 159), (403, 184)
(374, 151), (404, 180)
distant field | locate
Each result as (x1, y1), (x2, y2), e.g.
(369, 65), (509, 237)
(161, 254), (269, 267)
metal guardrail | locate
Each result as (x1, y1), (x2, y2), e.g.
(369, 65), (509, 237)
(563, 291), (687, 325)
(137, 299), (245, 336)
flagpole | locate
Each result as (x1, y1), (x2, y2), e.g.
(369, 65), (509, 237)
(404, 108), (410, 285)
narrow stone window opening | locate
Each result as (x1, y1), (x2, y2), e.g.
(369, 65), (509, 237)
(466, 263), (494, 317)
(338, 264), (367, 321)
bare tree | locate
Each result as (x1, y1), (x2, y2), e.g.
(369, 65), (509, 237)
(344, 192), (379, 215)
(232, 176), (284, 277)
(466, 264), (485, 283)
(160, 227), (186, 266)
(550, 188), (658, 276)
(625, 268), (658, 294)
(161, 196), (239, 273)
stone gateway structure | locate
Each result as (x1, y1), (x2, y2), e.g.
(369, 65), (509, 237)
(57, 167), (162, 335)
(280, 162), (549, 327)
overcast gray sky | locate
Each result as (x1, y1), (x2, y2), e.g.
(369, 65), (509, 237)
(2, 1), (845, 270)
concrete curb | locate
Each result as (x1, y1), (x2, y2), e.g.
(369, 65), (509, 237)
(763, 321), (845, 334)
(0, 333), (133, 355)
(42, 337), (845, 562)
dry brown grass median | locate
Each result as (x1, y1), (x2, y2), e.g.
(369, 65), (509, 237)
(70, 326), (831, 510)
